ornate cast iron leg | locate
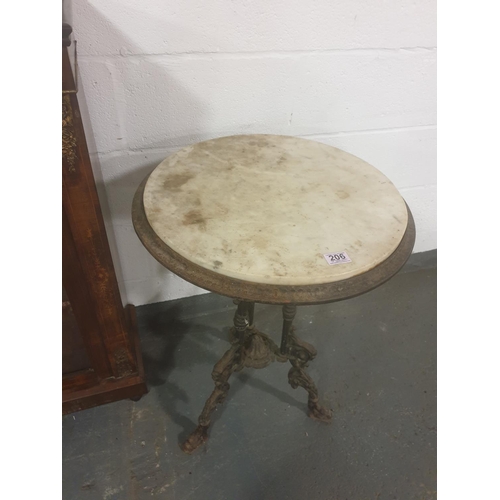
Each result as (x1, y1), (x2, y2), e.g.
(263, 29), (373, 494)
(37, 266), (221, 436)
(181, 301), (331, 454)
(181, 343), (243, 453)
(282, 305), (333, 423)
(248, 302), (255, 328)
(281, 304), (296, 354)
(230, 300), (253, 340)
(287, 336), (333, 422)
(181, 301), (250, 454)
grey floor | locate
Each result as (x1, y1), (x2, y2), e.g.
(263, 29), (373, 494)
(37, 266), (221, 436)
(63, 253), (436, 500)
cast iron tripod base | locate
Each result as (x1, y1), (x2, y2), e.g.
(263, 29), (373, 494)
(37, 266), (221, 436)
(181, 302), (332, 454)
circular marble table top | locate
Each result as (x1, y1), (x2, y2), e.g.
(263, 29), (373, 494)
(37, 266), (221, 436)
(133, 135), (415, 304)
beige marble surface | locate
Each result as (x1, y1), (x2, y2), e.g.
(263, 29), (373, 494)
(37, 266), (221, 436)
(143, 135), (408, 285)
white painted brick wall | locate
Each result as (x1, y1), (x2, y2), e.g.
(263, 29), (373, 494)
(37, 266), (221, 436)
(68, 0), (437, 306)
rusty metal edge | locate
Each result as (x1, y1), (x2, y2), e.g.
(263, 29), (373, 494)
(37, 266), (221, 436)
(132, 174), (416, 305)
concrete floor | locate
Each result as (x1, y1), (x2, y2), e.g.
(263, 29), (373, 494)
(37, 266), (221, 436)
(63, 253), (436, 500)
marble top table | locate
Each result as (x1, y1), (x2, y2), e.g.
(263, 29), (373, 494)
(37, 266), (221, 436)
(132, 134), (415, 453)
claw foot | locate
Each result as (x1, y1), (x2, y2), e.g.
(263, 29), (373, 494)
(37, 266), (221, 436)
(308, 402), (333, 423)
(181, 425), (209, 454)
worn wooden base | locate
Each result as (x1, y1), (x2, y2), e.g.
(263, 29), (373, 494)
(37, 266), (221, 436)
(62, 305), (148, 414)
(181, 302), (332, 454)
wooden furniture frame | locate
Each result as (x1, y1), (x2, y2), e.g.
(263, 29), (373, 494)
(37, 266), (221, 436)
(62, 24), (147, 413)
